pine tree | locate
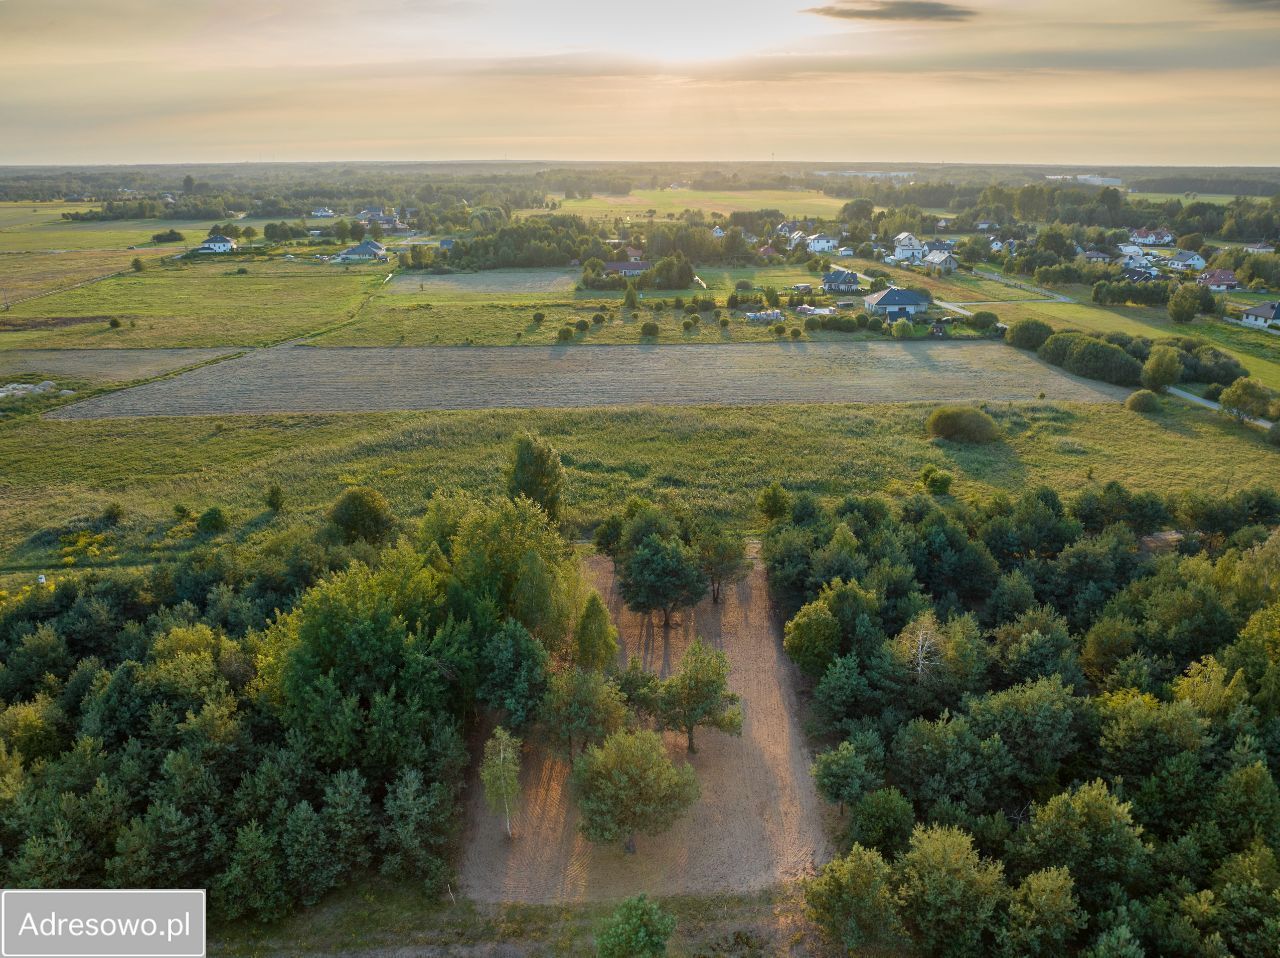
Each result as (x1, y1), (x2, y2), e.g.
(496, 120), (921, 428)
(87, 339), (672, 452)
(574, 591), (619, 671)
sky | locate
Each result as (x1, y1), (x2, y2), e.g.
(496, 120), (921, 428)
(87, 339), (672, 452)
(1, 0), (1278, 165)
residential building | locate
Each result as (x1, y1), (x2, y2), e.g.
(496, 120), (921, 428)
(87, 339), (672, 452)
(806, 233), (839, 253)
(863, 286), (930, 318)
(922, 250), (959, 272)
(605, 261), (650, 277)
(1242, 302), (1279, 331)
(893, 232), (925, 262)
(1082, 250), (1110, 263)
(1198, 269), (1240, 292)
(1130, 227), (1174, 246)
(1170, 250), (1206, 271)
(333, 239), (388, 262)
(310, 207), (336, 218)
(822, 267), (860, 293)
(193, 234), (236, 254)
(923, 240), (955, 254)
(1245, 242), (1277, 255)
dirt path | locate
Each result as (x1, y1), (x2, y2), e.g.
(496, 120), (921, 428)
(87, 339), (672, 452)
(47, 340), (1129, 419)
(457, 553), (835, 904)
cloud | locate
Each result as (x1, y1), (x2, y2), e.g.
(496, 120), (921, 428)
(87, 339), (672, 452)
(1218, 0), (1280, 7)
(804, 1), (975, 21)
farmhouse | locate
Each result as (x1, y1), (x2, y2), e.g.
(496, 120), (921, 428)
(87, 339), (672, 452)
(1242, 302), (1279, 331)
(893, 232), (925, 262)
(192, 234), (236, 254)
(605, 261), (651, 277)
(1083, 250), (1110, 263)
(1197, 269), (1240, 292)
(864, 286), (930, 319)
(333, 239), (388, 262)
(1130, 227), (1174, 246)
(822, 267), (860, 293)
(1169, 250), (1206, 271)
(922, 250), (959, 272)
(806, 233), (839, 253)
(1245, 242), (1277, 255)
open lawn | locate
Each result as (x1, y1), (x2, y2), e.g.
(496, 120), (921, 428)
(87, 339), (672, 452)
(0, 203), (289, 252)
(1127, 191), (1242, 205)
(0, 249), (166, 304)
(0, 263), (383, 348)
(1, 399), (1273, 579)
(840, 257), (1038, 304)
(983, 296), (1280, 390)
(522, 188), (851, 220)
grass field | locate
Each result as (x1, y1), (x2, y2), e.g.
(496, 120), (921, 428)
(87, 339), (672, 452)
(983, 295), (1280, 390)
(1, 399), (1273, 579)
(0, 202), (287, 253)
(0, 249), (167, 303)
(0, 261), (384, 348)
(522, 188), (851, 220)
(1127, 191), (1242, 205)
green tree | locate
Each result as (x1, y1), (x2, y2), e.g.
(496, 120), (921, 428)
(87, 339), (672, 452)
(380, 767), (450, 884)
(542, 667), (627, 755)
(695, 525), (750, 603)
(595, 895), (675, 958)
(507, 433), (565, 522)
(574, 591), (619, 671)
(320, 769), (374, 874)
(215, 821), (288, 922)
(894, 824), (1006, 958)
(480, 727), (522, 838)
(657, 639), (742, 753)
(1220, 377), (1273, 421)
(784, 599), (841, 677)
(1004, 867), (1085, 958)
(328, 486), (394, 543)
(1168, 283), (1201, 323)
(574, 730), (699, 852)
(805, 843), (903, 952)
(892, 318), (914, 339)
(618, 535), (708, 626)
(623, 283), (639, 309)
(757, 482), (792, 521)
(1141, 344), (1183, 392)
(131, 257), (143, 272)
(813, 731), (884, 812)
(282, 801), (339, 906)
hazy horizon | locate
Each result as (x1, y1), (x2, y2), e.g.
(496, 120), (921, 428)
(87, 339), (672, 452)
(2, 0), (1279, 166)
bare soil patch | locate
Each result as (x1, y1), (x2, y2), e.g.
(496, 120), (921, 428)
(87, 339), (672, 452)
(457, 552), (836, 904)
(48, 341), (1129, 419)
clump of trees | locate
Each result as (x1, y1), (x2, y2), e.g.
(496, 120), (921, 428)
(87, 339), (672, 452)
(758, 478), (1280, 957)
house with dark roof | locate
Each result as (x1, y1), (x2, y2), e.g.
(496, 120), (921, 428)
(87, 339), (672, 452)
(1170, 250), (1206, 272)
(1242, 302), (1279, 331)
(922, 250), (958, 272)
(1120, 267), (1158, 283)
(604, 261), (650, 277)
(1082, 250), (1110, 264)
(1245, 242), (1277, 255)
(863, 286), (930, 318)
(923, 240), (956, 254)
(191, 234), (236, 254)
(333, 239), (387, 262)
(822, 268), (859, 293)
(1197, 269), (1239, 292)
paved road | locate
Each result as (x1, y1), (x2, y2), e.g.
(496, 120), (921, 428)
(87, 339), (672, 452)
(1168, 386), (1274, 429)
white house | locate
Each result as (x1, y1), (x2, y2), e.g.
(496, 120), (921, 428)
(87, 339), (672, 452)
(822, 267), (860, 293)
(922, 250), (959, 272)
(787, 230), (808, 250)
(806, 233), (839, 253)
(1169, 250), (1206, 272)
(837, 246), (856, 257)
(193, 234), (236, 254)
(1197, 269), (1239, 292)
(710, 226), (726, 239)
(1242, 302), (1279, 331)
(310, 207), (336, 218)
(893, 232), (925, 262)
(1114, 251), (1151, 269)
(333, 239), (387, 262)
(1245, 242), (1276, 255)
(863, 286), (930, 318)
(1130, 227), (1174, 246)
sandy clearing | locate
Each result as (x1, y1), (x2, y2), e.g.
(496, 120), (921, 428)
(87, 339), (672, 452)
(457, 553), (836, 904)
(48, 341), (1129, 419)
(0, 347), (236, 383)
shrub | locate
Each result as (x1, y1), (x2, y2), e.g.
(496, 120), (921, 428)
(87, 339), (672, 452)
(108, 317), (122, 329)
(790, 327), (802, 339)
(99, 502), (125, 528)
(574, 318), (590, 332)
(892, 318), (914, 340)
(595, 895), (675, 958)
(265, 483), (285, 513)
(719, 316), (729, 328)
(591, 313), (605, 325)
(641, 321), (659, 337)
(965, 310), (997, 331)
(804, 316), (821, 330)
(328, 486), (393, 543)
(867, 316), (883, 331)
(1038, 333), (1142, 387)
(196, 506), (229, 535)
(131, 257), (143, 272)
(925, 406), (999, 443)
(1140, 345), (1183, 392)
(919, 464), (953, 495)
(855, 313), (870, 329)
(631, 312), (639, 320)
(735, 279), (753, 290)
(1125, 389), (1161, 413)
(235, 267), (248, 275)
(682, 319), (693, 331)
(557, 326), (573, 342)
(1006, 318), (1053, 351)
(773, 323), (786, 336)
(532, 311), (545, 323)
(1204, 383), (1224, 402)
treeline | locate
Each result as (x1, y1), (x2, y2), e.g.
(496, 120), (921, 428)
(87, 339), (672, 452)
(757, 476), (1280, 956)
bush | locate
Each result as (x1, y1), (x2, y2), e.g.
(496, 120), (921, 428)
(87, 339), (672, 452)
(592, 313), (605, 325)
(265, 483), (285, 513)
(790, 327), (802, 339)
(919, 464), (953, 495)
(108, 317), (122, 329)
(575, 318), (590, 332)
(532, 311), (545, 323)
(1204, 383), (1224, 402)
(804, 316), (821, 330)
(595, 895), (675, 958)
(682, 318), (693, 331)
(1125, 389), (1161, 413)
(557, 326), (573, 342)
(131, 257), (144, 272)
(196, 506), (229, 535)
(328, 486), (394, 544)
(965, 310), (997, 331)
(867, 316), (883, 331)
(855, 313), (870, 329)
(773, 323), (786, 336)
(1006, 318), (1053, 351)
(719, 316), (729, 328)
(925, 406), (1000, 443)
(235, 267), (248, 275)
(891, 318), (914, 340)
(1038, 333), (1142, 387)
(641, 321), (659, 338)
